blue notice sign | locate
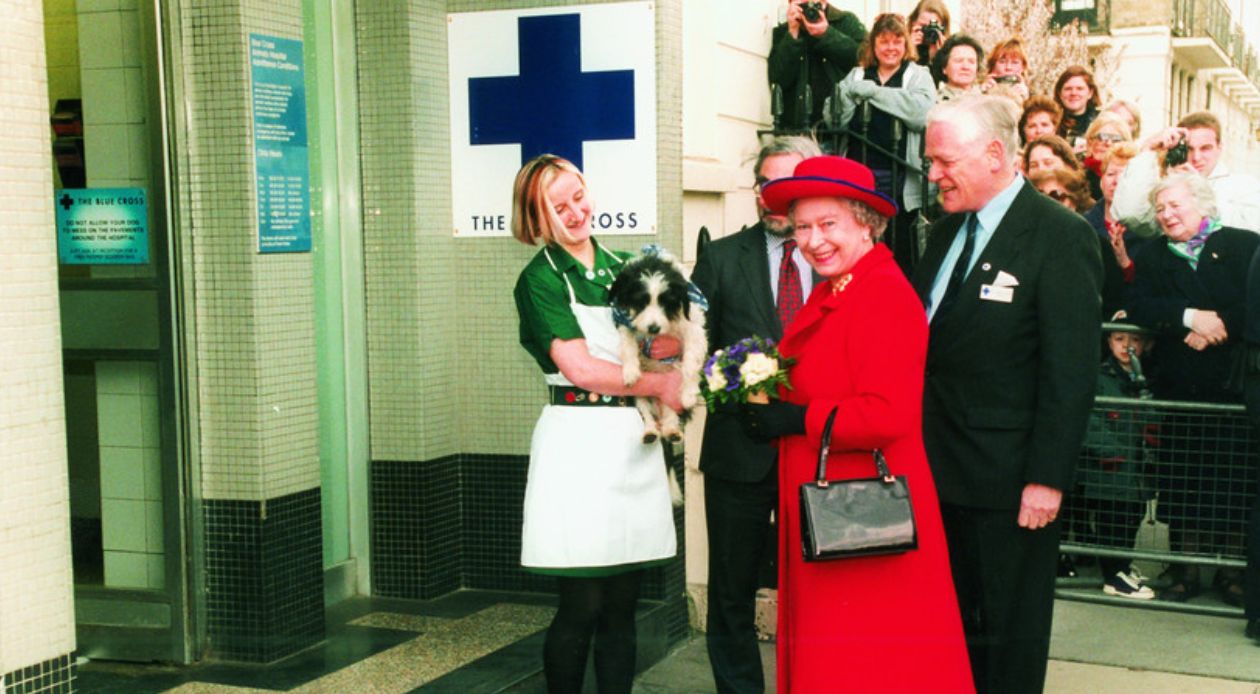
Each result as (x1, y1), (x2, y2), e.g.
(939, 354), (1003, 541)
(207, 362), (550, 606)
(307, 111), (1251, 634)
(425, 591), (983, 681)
(55, 188), (149, 265)
(250, 33), (311, 253)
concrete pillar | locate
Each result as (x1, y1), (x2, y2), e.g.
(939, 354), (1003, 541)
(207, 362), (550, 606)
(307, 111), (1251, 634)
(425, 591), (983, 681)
(175, 0), (323, 662)
(0, 0), (78, 687)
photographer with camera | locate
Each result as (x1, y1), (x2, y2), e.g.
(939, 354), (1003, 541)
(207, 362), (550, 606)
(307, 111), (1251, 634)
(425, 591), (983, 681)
(908, 0), (950, 67)
(981, 37), (1031, 104)
(1111, 111), (1260, 234)
(768, 0), (866, 131)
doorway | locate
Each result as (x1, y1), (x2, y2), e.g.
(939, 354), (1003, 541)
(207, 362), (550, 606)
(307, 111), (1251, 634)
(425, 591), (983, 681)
(47, 0), (191, 662)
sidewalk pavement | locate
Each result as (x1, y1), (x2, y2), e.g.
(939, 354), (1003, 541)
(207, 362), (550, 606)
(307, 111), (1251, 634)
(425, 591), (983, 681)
(634, 600), (1260, 693)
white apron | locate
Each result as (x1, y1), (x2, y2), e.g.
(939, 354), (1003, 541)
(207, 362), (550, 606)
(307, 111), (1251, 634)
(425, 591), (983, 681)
(520, 250), (677, 569)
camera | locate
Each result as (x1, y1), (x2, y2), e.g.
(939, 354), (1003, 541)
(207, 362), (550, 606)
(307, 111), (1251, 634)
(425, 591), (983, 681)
(801, 1), (824, 23)
(1165, 137), (1189, 167)
(995, 74), (1020, 85)
(920, 20), (944, 47)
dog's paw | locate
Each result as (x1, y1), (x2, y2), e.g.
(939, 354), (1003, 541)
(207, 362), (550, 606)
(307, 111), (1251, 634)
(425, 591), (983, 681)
(621, 363), (642, 386)
(667, 472), (684, 507)
(680, 390), (699, 410)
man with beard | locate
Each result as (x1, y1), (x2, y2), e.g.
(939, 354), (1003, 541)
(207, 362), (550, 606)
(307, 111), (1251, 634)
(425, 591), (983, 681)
(691, 135), (821, 694)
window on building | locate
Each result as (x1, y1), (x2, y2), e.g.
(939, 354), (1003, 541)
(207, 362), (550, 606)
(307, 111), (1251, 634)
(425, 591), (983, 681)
(1055, 0), (1100, 31)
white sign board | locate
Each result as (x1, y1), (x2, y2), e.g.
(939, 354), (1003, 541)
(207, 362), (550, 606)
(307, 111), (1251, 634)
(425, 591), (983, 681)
(448, 2), (657, 237)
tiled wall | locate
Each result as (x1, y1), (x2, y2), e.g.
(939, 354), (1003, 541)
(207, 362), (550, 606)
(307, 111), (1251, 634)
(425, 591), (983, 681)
(358, 0), (683, 465)
(178, 0), (319, 502)
(358, 0), (685, 602)
(370, 454), (688, 639)
(355, 0), (461, 464)
(0, 0), (77, 682)
(1, 654), (77, 694)
(78, 0), (152, 282)
(97, 361), (165, 589)
(204, 489), (324, 662)
(174, 0), (323, 660)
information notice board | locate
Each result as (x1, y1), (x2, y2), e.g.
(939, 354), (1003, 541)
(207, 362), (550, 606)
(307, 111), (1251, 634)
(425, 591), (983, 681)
(250, 33), (311, 253)
(55, 187), (149, 265)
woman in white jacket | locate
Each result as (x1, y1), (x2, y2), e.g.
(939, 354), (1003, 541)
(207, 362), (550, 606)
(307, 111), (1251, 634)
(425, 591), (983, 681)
(832, 12), (937, 273)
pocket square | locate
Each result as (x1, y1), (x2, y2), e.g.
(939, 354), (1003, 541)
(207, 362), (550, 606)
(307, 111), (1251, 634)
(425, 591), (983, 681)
(994, 270), (1019, 287)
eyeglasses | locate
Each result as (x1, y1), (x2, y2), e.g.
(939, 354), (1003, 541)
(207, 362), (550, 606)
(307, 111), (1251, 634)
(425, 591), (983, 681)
(1093, 133), (1126, 144)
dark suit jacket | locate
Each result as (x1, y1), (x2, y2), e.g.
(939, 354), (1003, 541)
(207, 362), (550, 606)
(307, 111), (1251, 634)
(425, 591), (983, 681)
(1126, 226), (1258, 402)
(691, 223), (786, 482)
(911, 180), (1103, 510)
(1084, 201), (1150, 320)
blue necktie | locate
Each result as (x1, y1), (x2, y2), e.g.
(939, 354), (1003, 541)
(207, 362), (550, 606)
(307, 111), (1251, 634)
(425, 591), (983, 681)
(935, 214), (979, 318)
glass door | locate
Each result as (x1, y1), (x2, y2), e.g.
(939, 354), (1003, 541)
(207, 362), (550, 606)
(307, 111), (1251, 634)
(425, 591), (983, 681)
(47, 0), (190, 662)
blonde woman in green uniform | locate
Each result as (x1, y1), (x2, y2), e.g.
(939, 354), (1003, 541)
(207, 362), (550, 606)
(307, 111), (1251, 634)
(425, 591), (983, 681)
(512, 154), (683, 694)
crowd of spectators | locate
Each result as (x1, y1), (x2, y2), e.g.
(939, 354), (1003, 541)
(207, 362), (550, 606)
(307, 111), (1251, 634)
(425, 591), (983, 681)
(765, 0), (1260, 636)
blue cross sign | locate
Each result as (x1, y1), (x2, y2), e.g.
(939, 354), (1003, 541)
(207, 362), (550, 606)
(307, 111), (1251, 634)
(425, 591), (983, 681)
(468, 14), (635, 170)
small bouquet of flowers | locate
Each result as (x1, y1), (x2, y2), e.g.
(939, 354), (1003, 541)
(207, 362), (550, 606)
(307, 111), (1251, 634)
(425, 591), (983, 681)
(700, 336), (793, 410)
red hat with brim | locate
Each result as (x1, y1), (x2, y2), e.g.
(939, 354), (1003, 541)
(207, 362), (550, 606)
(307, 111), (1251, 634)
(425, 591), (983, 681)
(760, 156), (898, 219)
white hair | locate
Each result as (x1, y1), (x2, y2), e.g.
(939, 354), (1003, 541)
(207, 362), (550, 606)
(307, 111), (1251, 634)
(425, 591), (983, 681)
(1150, 172), (1218, 221)
(927, 95), (1021, 166)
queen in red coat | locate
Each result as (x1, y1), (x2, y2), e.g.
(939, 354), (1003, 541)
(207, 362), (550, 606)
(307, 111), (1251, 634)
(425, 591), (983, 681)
(746, 156), (974, 692)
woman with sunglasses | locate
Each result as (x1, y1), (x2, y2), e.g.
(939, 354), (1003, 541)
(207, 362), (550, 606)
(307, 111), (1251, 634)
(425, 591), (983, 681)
(1082, 112), (1133, 201)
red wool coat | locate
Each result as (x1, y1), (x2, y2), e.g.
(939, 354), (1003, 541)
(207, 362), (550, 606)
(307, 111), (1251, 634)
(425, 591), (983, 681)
(774, 244), (974, 693)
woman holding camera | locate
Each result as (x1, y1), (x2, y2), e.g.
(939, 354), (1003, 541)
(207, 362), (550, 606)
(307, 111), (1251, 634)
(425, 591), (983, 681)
(982, 37), (1031, 103)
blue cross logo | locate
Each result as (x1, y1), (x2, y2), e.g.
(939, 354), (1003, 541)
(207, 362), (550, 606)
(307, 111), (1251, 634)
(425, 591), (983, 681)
(468, 14), (635, 170)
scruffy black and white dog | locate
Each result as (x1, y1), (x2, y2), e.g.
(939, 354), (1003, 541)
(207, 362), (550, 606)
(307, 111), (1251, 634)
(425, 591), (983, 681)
(609, 247), (709, 446)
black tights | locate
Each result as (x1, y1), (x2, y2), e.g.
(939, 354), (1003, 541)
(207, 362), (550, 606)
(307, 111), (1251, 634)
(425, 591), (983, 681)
(544, 571), (643, 694)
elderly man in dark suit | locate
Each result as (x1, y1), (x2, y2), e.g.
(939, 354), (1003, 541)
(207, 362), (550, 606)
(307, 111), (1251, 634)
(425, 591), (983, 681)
(911, 95), (1101, 694)
(690, 135), (820, 694)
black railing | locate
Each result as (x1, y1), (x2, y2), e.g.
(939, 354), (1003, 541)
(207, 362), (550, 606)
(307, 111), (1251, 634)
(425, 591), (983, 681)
(762, 87), (937, 269)
(1057, 323), (1255, 617)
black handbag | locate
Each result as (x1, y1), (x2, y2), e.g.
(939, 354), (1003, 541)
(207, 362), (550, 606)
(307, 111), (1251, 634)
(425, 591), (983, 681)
(799, 407), (918, 561)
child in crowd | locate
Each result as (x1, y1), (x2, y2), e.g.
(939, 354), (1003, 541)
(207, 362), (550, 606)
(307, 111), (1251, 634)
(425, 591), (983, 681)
(1078, 316), (1157, 599)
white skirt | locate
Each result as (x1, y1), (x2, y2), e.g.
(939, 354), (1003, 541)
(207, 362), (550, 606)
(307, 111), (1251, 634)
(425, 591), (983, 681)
(521, 404), (677, 569)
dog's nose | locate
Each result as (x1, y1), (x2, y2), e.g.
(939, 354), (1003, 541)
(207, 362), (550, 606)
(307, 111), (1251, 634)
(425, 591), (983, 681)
(648, 325), (662, 335)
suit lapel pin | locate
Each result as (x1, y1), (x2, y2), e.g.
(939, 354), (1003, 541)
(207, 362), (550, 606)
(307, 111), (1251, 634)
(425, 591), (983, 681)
(981, 262), (991, 272)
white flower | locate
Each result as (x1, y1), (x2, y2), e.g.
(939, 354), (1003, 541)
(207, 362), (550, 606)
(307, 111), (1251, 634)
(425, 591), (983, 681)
(739, 353), (779, 386)
(706, 368), (727, 391)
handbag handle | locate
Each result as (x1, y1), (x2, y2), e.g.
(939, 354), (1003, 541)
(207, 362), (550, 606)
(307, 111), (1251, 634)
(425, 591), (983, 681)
(815, 406), (895, 487)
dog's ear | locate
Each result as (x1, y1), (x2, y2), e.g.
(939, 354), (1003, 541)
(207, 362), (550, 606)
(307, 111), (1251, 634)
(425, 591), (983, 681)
(608, 269), (631, 303)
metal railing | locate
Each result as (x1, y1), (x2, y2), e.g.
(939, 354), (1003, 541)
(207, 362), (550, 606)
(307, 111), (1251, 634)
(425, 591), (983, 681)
(762, 85), (937, 269)
(1172, 0), (1233, 50)
(1057, 323), (1254, 616)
